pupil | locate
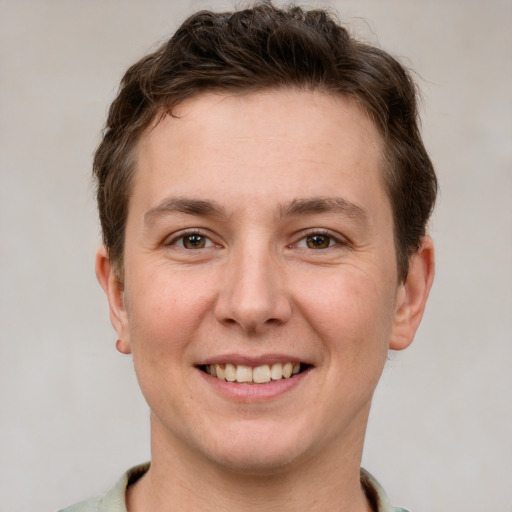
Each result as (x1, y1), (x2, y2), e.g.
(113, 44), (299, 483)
(308, 235), (329, 249)
(185, 235), (205, 249)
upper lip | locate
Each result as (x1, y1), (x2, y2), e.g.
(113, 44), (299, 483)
(197, 353), (311, 367)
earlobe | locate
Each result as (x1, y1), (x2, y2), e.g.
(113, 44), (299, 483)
(95, 246), (132, 354)
(390, 237), (435, 351)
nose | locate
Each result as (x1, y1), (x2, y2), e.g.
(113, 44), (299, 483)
(214, 243), (292, 334)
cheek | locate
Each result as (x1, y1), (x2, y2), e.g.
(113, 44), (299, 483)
(125, 269), (217, 363)
(294, 267), (397, 355)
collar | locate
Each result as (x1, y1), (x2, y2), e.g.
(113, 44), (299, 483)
(94, 463), (409, 512)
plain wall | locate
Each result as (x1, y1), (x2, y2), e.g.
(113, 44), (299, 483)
(1, 1), (511, 511)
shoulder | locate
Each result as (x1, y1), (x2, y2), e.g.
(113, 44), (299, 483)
(58, 463), (150, 512)
(58, 495), (103, 512)
(360, 468), (411, 512)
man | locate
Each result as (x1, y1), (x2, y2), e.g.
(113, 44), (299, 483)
(62, 3), (436, 511)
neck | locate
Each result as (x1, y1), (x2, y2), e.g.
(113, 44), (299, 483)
(127, 413), (372, 512)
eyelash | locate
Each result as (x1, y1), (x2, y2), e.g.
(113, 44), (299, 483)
(292, 229), (346, 250)
(166, 230), (217, 250)
(167, 229), (345, 251)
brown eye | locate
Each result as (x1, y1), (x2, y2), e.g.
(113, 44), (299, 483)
(306, 234), (331, 249)
(182, 234), (207, 249)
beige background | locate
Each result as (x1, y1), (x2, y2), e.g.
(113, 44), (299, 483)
(1, 1), (511, 511)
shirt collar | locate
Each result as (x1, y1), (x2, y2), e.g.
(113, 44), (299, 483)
(98, 463), (409, 512)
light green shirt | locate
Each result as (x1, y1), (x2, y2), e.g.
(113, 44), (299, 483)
(59, 463), (409, 512)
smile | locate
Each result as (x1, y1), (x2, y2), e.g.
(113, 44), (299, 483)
(201, 363), (307, 384)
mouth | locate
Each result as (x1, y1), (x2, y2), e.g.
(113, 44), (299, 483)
(198, 362), (311, 384)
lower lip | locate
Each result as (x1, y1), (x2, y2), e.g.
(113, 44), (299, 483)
(198, 368), (310, 402)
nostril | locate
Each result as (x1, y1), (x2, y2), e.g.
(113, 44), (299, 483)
(214, 277), (292, 332)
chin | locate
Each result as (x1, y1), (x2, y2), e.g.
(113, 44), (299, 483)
(209, 446), (301, 476)
(199, 421), (314, 475)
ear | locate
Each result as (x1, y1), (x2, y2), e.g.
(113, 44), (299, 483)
(390, 236), (435, 351)
(95, 246), (132, 354)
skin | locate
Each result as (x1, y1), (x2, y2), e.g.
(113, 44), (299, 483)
(96, 89), (434, 512)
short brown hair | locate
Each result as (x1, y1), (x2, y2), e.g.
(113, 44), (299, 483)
(94, 1), (437, 281)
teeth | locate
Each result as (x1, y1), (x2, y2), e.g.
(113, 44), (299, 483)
(271, 363), (283, 380)
(215, 364), (225, 380)
(225, 364), (236, 382)
(253, 365), (271, 383)
(282, 362), (293, 378)
(235, 365), (252, 383)
(206, 362), (304, 384)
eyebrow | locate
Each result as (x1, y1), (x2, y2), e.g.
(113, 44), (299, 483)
(144, 197), (227, 225)
(144, 195), (367, 226)
(279, 197), (368, 222)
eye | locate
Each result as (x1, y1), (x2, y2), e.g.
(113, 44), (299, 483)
(305, 234), (333, 249)
(295, 231), (341, 250)
(172, 233), (215, 249)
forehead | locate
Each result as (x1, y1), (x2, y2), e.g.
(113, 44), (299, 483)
(133, 89), (388, 213)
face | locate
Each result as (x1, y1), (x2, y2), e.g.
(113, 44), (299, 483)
(98, 89), (433, 474)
